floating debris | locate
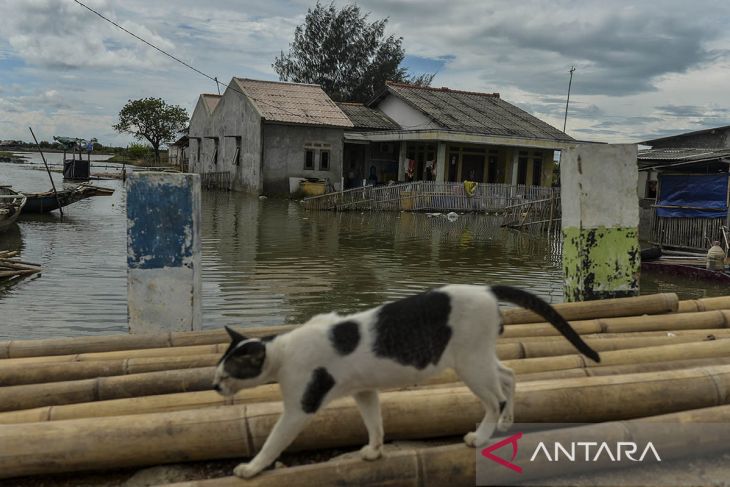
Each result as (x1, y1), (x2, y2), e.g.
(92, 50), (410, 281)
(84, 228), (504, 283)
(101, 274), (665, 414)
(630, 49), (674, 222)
(0, 251), (42, 281)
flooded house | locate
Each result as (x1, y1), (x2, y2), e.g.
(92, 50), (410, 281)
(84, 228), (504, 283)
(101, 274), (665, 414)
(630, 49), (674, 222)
(638, 126), (730, 250)
(187, 78), (574, 196)
(188, 79), (353, 193)
(344, 82), (575, 189)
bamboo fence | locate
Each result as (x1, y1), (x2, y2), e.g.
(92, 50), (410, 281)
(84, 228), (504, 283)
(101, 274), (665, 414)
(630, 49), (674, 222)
(301, 181), (559, 213)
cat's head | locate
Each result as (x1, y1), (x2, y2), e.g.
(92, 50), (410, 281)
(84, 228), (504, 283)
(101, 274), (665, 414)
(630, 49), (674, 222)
(213, 326), (269, 396)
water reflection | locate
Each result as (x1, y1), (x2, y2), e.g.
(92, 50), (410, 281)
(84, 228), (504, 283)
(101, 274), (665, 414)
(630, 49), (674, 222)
(0, 159), (726, 340)
(200, 192), (564, 328)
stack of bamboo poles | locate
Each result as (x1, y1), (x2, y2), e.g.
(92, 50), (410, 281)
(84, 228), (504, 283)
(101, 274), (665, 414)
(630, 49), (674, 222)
(0, 250), (41, 281)
(2, 293), (730, 484)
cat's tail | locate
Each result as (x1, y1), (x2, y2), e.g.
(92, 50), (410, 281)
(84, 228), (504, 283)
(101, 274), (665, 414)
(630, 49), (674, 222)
(490, 285), (601, 363)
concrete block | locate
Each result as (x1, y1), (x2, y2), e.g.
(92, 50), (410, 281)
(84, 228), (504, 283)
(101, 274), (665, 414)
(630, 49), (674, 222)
(127, 172), (202, 333)
(561, 144), (640, 301)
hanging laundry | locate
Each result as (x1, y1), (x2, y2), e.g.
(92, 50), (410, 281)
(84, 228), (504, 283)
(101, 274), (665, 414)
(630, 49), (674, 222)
(406, 159), (416, 179)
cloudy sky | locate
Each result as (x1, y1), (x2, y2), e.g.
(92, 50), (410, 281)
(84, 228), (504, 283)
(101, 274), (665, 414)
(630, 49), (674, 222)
(1, 0), (729, 146)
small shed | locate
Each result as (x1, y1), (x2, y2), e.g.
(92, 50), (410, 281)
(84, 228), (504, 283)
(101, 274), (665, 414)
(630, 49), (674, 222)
(638, 148), (730, 251)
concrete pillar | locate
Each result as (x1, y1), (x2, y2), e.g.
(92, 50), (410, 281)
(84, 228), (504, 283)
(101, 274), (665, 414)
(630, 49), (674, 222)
(510, 150), (519, 185)
(561, 144), (640, 302)
(435, 142), (447, 182)
(127, 173), (202, 333)
(398, 141), (408, 181)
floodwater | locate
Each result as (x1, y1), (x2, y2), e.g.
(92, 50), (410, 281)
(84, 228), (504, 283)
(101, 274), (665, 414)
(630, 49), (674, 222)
(0, 155), (726, 340)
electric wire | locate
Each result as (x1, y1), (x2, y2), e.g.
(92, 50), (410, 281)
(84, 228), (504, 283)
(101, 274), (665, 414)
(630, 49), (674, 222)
(71, 0), (320, 122)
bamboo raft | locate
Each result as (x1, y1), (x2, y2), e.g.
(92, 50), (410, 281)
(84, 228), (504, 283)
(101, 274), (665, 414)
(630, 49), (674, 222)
(2, 292), (730, 485)
(0, 250), (41, 281)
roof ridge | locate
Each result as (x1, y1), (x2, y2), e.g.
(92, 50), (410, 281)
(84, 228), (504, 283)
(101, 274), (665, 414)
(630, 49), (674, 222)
(385, 81), (500, 98)
(201, 93), (222, 97)
(234, 77), (322, 89)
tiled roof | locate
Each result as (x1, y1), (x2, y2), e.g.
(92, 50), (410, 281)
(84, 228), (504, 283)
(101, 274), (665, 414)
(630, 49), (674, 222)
(201, 94), (221, 114)
(378, 82), (573, 142)
(638, 148), (730, 164)
(233, 78), (353, 128)
(336, 103), (399, 130)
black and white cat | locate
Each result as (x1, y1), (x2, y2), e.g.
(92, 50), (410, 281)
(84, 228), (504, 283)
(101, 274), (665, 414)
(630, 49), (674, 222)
(213, 284), (600, 479)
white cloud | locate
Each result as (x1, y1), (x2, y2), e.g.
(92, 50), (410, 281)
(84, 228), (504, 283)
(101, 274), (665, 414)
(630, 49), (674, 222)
(0, 0), (729, 144)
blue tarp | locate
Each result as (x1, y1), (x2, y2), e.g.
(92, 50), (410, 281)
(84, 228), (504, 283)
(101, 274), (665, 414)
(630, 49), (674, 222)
(657, 174), (728, 218)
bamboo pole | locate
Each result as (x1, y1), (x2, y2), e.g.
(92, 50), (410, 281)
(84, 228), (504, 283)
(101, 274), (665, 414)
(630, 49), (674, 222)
(678, 295), (730, 313)
(4, 355), (730, 425)
(3, 334), (730, 412)
(1, 366), (730, 479)
(0, 293), (685, 359)
(0, 354), (222, 386)
(500, 292), (678, 324)
(3, 309), (727, 367)
(0, 343), (229, 367)
(507, 337), (730, 375)
(501, 309), (730, 338)
(0, 367), (216, 412)
(3, 331), (729, 386)
(164, 405), (730, 487)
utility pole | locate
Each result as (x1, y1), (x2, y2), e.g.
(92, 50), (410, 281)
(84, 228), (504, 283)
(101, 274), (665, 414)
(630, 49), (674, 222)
(563, 66), (575, 133)
(214, 77), (221, 95)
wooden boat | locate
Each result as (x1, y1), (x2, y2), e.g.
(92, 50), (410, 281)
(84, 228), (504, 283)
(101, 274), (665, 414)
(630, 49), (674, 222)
(22, 183), (114, 213)
(0, 186), (27, 233)
(642, 258), (730, 283)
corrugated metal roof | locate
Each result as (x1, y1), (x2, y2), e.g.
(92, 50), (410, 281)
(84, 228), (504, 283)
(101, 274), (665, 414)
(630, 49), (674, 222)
(233, 78), (353, 128)
(640, 125), (730, 146)
(201, 94), (221, 114)
(336, 103), (399, 130)
(638, 148), (730, 162)
(379, 82), (573, 142)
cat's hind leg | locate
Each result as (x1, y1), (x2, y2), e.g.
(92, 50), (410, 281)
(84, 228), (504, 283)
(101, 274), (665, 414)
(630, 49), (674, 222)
(353, 390), (384, 460)
(456, 362), (505, 448)
(496, 362), (516, 432)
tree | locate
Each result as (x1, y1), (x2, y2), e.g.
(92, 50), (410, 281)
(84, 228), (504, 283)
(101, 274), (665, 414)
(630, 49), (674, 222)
(273, 2), (434, 102)
(113, 98), (188, 163)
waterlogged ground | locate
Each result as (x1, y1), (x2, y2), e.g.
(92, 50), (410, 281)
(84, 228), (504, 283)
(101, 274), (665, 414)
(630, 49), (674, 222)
(0, 158), (726, 340)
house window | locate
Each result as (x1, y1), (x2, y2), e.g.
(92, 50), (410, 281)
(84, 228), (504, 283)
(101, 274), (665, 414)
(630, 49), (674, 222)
(196, 139), (201, 164)
(487, 154), (498, 183)
(517, 152), (528, 185)
(304, 149), (315, 170)
(212, 137), (219, 166)
(320, 150), (330, 170)
(234, 137), (241, 166)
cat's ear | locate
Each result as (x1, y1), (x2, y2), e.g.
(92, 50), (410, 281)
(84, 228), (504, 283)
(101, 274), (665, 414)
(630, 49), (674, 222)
(225, 326), (246, 343)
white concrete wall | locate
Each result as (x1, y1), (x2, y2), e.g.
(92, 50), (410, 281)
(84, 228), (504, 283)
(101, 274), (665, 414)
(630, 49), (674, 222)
(561, 144), (639, 229)
(376, 95), (440, 131)
(262, 124), (344, 194)
(188, 81), (264, 193)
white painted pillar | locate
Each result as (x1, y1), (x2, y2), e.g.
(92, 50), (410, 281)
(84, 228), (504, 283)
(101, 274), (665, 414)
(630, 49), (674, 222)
(127, 172), (202, 333)
(561, 144), (640, 301)
(510, 150), (519, 185)
(435, 142), (447, 182)
(398, 141), (408, 181)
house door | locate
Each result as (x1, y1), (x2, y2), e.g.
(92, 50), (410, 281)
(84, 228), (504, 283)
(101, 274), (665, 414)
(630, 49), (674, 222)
(461, 153), (485, 182)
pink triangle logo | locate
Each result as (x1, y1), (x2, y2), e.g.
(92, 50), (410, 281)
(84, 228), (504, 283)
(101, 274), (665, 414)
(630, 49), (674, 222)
(481, 432), (523, 473)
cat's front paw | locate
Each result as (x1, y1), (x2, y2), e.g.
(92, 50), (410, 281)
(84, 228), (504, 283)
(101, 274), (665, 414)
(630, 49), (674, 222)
(360, 444), (383, 461)
(464, 431), (478, 447)
(497, 412), (514, 432)
(233, 462), (262, 479)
